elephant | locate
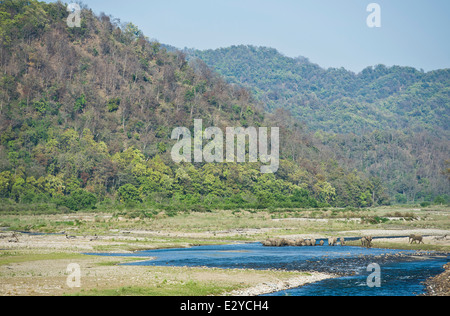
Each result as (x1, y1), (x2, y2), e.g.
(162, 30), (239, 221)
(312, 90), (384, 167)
(263, 238), (308, 247)
(262, 239), (276, 247)
(410, 235), (424, 244)
(340, 237), (345, 246)
(360, 238), (366, 247)
(305, 240), (312, 246)
(295, 238), (305, 247)
(310, 238), (316, 246)
(287, 239), (297, 247)
(282, 238), (291, 247)
(262, 238), (285, 247)
(319, 240), (325, 246)
(361, 236), (373, 248)
(328, 237), (338, 246)
(275, 239), (285, 247)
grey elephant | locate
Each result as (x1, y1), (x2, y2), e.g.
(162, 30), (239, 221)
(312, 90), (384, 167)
(328, 237), (338, 246)
(360, 238), (367, 247)
(276, 239), (286, 247)
(262, 239), (275, 247)
(410, 235), (424, 244)
(295, 238), (305, 247)
(361, 236), (373, 248)
(365, 236), (373, 247)
(287, 239), (297, 247)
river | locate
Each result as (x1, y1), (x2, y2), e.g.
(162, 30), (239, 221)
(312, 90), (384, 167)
(86, 243), (449, 296)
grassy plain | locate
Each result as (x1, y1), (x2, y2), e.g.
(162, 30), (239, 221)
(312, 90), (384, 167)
(0, 205), (449, 296)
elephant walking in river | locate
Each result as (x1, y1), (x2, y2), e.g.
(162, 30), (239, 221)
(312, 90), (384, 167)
(295, 238), (305, 247)
(328, 237), (338, 246)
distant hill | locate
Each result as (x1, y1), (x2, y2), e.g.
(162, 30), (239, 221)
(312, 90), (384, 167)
(189, 45), (450, 134)
(188, 45), (450, 203)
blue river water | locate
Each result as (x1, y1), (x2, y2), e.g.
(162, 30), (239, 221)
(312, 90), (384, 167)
(86, 243), (448, 296)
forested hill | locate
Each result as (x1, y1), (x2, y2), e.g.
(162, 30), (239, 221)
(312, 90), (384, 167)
(0, 0), (391, 211)
(189, 45), (450, 134)
(188, 45), (450, 204)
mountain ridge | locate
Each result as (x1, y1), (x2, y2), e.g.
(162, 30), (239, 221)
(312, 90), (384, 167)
(187, 44), (450, 134)
(184, 44), (449, 203)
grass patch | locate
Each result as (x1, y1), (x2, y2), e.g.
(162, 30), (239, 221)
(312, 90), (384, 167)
(372, 242), (450, 252)
(0, 252), (87, 266)
(71, 281), (237, 296)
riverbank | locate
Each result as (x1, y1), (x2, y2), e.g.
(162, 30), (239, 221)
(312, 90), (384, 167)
(0, 245), (336, 296)
(226, 272), (338, 296)
(1, 206), (449, 296)
(2, 231), (447, 296)
(423, 263), (450, 296)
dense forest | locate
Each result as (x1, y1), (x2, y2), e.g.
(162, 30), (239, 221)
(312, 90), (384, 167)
(190, 45), (450, 134)
(188, 45), (450, 204)
(0, 0), (393, 213)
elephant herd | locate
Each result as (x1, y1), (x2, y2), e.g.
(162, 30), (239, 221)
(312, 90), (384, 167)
(262, 236), (376, 248)
(262, 234), (426, 248)
(262, 237), (346, 247)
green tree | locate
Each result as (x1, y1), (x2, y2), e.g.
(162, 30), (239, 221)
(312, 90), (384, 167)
(118, 184), (141, 204)
(63, 189), (97, 211)
(107, 98), (120, 112)
(11, 176), (25, 202)
(74, 94), (87, 113)
(314, 181), (336, 204)
(0, 171), (12, 198)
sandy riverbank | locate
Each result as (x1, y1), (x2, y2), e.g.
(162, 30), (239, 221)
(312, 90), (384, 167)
(1, 207), (449, 296)
(0, 232), (339, 296)
(226, 272), (338, 296)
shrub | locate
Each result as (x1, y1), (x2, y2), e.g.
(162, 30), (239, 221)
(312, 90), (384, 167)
(107, 98), (121, 112)
(63, 189), (97, 211)
(433, 196), (447, 205)
(118, 184), (141, 204)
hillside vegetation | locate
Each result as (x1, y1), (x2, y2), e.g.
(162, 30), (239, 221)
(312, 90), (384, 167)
(189, 45), (450, 204)
(0, 0), (391, 213)
(191, 45), (449, 134)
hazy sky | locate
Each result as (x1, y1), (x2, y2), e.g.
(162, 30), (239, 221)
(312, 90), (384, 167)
(52, 0), (450, 73)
